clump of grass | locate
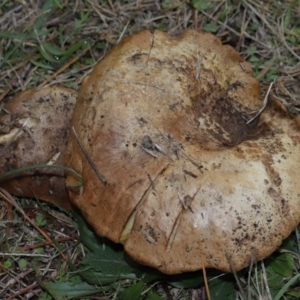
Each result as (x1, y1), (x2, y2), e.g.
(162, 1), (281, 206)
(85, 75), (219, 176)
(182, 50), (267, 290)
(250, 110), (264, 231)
(1, 0), (300, 299)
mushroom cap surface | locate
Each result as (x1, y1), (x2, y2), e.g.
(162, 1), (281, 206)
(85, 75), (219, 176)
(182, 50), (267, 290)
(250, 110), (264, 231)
(0, 86), (77, 209)
(65, 30), (300, 273)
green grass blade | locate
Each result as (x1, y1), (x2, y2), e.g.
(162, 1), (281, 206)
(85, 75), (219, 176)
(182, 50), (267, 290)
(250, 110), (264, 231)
(42, 42), (66, 56)
(30, 59), (54, 70)
(0, 164), (83, 187)
(0, 33), (28, 69)
(62, 40), (87, 57)
(40, 281), (110, 300)
(38, 46), (60, 63)
(0, 31), (28, 39)
(274, 273), (300, 300)
(34, 0), (60, 30)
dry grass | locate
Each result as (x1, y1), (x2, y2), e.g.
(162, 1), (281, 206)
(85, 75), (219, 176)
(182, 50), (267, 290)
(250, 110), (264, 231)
(0, 0), (300, 299)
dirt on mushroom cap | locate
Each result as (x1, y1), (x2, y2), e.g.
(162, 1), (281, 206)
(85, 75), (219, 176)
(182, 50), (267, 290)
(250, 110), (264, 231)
(65, 29), (300, 273)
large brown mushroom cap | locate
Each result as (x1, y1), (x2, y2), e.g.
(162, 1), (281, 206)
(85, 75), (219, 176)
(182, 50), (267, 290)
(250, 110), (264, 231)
(0, 86), (77, 209)
(65, 29), (300, 273)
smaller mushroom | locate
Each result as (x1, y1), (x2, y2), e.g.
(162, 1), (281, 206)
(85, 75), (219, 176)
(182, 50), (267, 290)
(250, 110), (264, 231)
(0, 86), (77, 209)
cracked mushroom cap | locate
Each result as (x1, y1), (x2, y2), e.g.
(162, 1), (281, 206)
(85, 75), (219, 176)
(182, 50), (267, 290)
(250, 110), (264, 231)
(0, 86), (77, 210)
(65, 30), (300, 273)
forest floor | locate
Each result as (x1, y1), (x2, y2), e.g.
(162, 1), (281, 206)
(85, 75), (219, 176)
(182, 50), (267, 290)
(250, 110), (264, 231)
(1, 1), (300, 299)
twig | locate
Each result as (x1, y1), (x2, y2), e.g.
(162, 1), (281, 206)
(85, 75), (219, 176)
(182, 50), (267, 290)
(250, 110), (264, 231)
(159, 283), (174, 300)
(0, 252), (51, 257)
(5, 283), (40, 300)
(116, 21), (130, 43)
(279, 16), (300, 61)
(261, 260), (272, 300)
(1, 268), (35, 299)
(138, 143), (158, 158)
(0, 188), (68, 262)
(37, 44), (91, 88)
(193, 30), (201, 81)
(154, 143), (173, 161)
(177, 192), (187, 210)
(199, 240), (211, 300)
(72, 127), (106, 185)
(20, 235), (78, 251)
(246, 81), (274, 124)
(200, 9), (269, 48)
(4, 197), (13, 237)
(248, 255), (254, 300)
(225, 252), (247, 299)
(0, 117), (31, 157)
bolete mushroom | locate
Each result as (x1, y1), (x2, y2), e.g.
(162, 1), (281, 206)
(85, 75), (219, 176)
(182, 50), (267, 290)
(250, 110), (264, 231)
(65, 29), (300, 274)
(0, 86), (77, 210)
